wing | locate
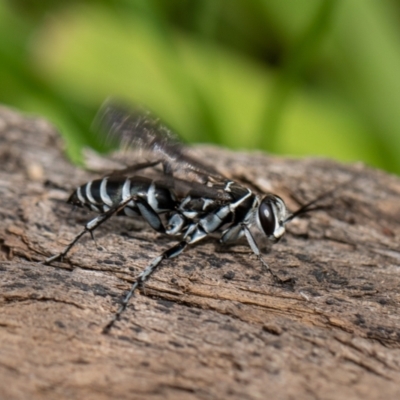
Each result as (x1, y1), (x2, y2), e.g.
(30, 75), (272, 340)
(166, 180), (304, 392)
(152, 173), (233, 202)
(94, 100), (227, 185)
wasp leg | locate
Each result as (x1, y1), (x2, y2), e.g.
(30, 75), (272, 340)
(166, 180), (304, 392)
(44, 196), (138, 265)
(135, 197), (166, 233)
(102, 240), (188, 333)
(242, 225), (289, 285)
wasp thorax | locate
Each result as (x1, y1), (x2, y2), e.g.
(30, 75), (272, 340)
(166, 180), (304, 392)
(257, 194), (288, 241)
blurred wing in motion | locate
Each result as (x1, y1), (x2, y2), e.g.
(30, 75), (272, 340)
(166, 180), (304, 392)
(94, 100), (226, 184)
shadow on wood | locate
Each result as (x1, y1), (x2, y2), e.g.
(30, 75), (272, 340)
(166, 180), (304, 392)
(1, 106), (400, 399)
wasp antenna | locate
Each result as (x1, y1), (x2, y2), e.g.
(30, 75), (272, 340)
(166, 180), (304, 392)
(284, 175), (357, 224)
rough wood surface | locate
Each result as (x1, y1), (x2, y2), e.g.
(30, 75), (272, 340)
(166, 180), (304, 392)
(1, 106), (400, 400)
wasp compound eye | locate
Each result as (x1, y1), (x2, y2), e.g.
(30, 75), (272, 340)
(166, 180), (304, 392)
(258, 195), (287, 241)
(258, 198), (276, 237)
(258, 199), (276, 236)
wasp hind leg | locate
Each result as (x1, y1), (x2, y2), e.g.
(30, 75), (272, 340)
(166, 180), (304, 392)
(102, 240), (188, 333)
(44, 196), (139, 265)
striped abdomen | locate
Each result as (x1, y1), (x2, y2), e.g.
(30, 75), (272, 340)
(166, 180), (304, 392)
(68, 176), (177, 217)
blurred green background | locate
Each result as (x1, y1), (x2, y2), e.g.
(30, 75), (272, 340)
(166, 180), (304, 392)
(1, 0), (400, 173)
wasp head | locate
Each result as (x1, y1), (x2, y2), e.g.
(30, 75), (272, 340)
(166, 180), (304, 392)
(257, 194), (289, 242)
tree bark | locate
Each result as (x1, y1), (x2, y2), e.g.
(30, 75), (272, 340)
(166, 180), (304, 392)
(1, 105), (400, 400)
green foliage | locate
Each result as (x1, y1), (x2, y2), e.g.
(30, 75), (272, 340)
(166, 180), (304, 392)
(1, 0), (400, 173)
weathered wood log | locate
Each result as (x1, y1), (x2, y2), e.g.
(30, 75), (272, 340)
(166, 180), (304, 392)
(1, 105), (400, 400)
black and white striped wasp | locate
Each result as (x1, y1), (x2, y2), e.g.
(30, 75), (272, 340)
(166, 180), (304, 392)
(45, 102), (340, 332)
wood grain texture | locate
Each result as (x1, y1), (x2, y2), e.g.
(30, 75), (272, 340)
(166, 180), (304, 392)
(1, 105), (400, 400)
